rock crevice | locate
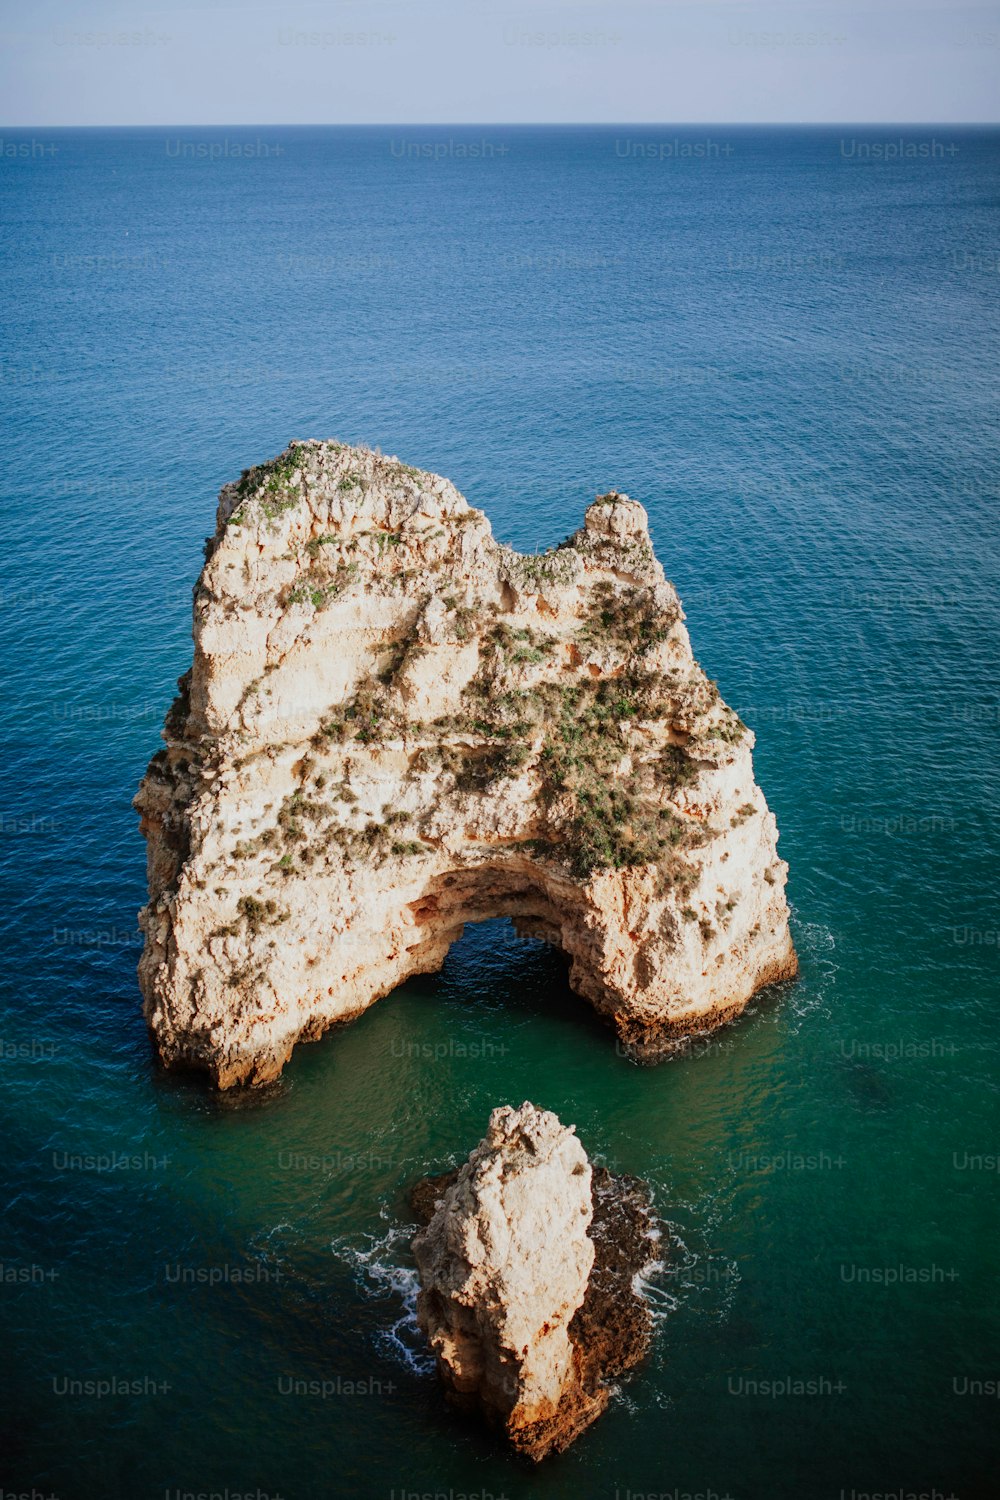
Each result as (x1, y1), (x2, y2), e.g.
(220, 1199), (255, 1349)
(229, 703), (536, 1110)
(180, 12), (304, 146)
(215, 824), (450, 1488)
(135, 440), (796, 1086)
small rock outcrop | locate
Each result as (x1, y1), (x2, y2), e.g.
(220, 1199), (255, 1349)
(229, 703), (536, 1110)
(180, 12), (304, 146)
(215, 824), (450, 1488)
(135, 440), (796, 1086)
(411, 1102), (657, 1460)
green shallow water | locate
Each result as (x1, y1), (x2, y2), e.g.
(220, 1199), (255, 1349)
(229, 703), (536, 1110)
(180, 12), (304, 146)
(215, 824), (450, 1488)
(6, 914), (997, 1497)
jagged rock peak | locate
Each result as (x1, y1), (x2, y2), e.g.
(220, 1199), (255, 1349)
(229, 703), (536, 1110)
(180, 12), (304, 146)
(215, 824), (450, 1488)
(411, 1101), (657, 1461)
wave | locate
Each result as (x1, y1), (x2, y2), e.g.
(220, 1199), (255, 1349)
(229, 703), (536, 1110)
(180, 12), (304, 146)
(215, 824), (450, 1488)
(329, 1208), (435, 1376)
(656, 1196), (743, 1325)
(778, 912), (839, 1026)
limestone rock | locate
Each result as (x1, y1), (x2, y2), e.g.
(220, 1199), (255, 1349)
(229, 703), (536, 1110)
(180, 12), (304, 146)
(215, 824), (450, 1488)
(411, 1102), (656, 1460)
(135, 439), (796, 1086)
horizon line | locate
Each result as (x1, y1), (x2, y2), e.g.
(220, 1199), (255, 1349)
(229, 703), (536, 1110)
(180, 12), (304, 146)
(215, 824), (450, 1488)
(3, 120), (1000, 130)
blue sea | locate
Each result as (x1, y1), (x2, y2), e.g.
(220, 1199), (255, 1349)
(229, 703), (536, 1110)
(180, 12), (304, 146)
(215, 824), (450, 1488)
(1, 125), (998, 1499)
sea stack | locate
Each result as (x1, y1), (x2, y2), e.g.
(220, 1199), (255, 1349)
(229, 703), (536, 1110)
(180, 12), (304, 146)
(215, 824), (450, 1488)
(135, 440), (796, 1086)
(411, 1102), (656, 1460)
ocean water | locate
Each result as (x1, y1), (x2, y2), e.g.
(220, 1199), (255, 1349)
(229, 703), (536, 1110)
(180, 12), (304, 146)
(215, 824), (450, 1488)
(1, 125), (998, 1499)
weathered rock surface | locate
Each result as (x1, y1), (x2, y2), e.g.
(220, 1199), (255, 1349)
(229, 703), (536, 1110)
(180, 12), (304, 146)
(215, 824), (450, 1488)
(135, 439), (796, 1086)
(411, 1102), (657, 1460)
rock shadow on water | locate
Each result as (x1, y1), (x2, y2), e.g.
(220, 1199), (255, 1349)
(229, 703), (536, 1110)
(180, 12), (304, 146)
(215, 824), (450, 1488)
(396, 915), (619, 1046)
(149, 1057), (292, 1116)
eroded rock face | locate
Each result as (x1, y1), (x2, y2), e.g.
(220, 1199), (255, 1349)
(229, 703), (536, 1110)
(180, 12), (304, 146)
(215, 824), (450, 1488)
(135, 440), (796, 1086)
(411, 1102), (656, 1460)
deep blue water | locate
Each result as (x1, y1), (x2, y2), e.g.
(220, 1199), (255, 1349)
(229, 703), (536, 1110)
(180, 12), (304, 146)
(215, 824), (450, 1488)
(1, 125), (998, 1500)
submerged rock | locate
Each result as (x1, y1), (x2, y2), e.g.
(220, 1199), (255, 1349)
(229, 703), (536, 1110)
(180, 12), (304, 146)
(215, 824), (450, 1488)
(411, 1101), (657, 1461)
(135, 439), (796, 1086)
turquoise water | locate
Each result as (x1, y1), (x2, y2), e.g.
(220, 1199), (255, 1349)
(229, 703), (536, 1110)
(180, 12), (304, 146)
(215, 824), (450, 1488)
(1, 126), (998, 1498)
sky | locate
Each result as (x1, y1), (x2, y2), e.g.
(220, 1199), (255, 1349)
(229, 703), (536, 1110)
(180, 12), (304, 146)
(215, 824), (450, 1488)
(1, 0), (999, 125)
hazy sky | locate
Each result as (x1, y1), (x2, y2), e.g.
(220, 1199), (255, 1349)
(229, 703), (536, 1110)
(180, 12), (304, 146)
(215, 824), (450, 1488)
(2, 0), (999, 124)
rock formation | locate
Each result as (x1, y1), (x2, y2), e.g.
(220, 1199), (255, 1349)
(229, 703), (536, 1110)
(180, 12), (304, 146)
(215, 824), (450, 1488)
(135, 439), (796, 1086)
(411, 1102), (657, 1460)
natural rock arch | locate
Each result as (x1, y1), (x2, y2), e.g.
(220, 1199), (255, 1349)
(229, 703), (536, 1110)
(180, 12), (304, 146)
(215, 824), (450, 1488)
(136, 441), (796, 1087)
